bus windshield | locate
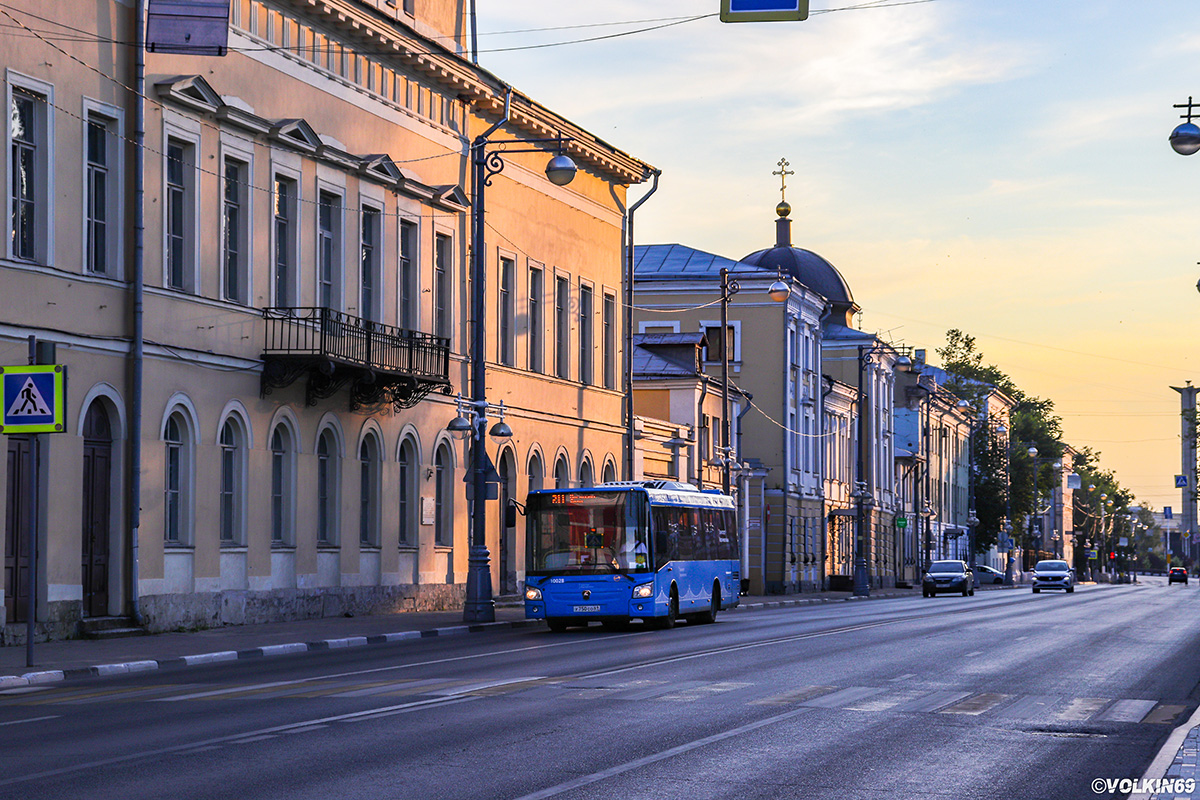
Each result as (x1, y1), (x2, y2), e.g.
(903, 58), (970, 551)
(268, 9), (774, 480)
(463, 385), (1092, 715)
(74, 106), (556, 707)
(527, 491), (650, 575)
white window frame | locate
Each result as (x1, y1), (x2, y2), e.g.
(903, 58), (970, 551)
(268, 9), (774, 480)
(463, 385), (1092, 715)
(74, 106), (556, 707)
(162, 408), (196, 547)
(497, 251), (516, 367)
(7, 72), (55, 266)
(527, 262), (544, 374)
(359, 196), (383, 322)
(270, 160), (301, 308)
(578, 280), (594, 386)
(433, 229), (453, 342)
(315, 177), (345, 310)
(81, 99), (123, 278)
(554, 272), (570, 380)
(270, 423), (297, 547)
(162, 115), (201, 293)
(602, 291), (617, 390)
(397, 213), (419, 331)
(218, 414), (249, 547)
(316, 427), (341, 547)
(358, 434), (383, 548)
(219, 135), (254, 306)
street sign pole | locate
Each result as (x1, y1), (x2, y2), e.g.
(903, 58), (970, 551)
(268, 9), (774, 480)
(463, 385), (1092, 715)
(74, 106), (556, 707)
(25, 336), (37, 668)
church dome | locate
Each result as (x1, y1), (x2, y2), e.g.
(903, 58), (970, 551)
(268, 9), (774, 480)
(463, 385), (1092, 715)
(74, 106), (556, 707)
(739, 204), (856, 314)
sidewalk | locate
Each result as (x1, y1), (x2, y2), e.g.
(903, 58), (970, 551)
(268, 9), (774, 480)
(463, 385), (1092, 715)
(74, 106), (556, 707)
(0, 584), (941, 687)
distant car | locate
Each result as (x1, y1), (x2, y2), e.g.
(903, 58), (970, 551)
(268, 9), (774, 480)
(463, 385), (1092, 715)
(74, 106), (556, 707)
(975, 565), (1004, 584)
(1169, 567), (1189, 585)
(923, 560), (975, 597)
(1031, 559), (1074, 593)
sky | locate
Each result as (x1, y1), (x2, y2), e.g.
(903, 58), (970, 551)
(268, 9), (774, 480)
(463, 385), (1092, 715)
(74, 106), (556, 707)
(475, 0), (1200, 510)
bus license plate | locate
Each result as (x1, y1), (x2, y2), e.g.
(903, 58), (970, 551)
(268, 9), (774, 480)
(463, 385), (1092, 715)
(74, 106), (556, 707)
(573, 605), (601, 613)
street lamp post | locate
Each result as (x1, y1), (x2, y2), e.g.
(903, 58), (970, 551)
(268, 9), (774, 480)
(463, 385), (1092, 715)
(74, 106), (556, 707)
(460, 92), (577, 623)
(957, 400), (983, 585)
(854, 344), (911, 596)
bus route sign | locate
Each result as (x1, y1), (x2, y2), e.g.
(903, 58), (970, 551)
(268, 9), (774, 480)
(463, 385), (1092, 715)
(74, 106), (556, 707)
(0, 364), (66, 434)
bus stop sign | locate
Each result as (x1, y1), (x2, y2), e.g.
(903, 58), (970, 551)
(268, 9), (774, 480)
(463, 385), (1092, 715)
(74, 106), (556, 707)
(721, 0), (808, 22)
(1, 365), (66, 434)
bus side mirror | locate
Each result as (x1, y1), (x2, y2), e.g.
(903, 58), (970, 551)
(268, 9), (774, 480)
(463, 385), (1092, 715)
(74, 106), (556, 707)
(505, 501), (518, 528)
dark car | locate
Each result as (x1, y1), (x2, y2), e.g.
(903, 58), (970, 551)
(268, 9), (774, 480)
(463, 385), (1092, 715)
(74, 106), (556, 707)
(975, 565), (1004, 584)
(923, 560), (975, 597)
(1169, 567), (1189, 585)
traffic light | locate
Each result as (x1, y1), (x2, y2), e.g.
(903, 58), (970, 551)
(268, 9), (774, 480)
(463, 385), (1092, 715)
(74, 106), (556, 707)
(1109, 552), (1116, 561)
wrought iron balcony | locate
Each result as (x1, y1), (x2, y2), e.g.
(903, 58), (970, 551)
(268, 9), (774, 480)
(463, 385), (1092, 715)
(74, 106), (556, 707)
(260, 307), (451, 411)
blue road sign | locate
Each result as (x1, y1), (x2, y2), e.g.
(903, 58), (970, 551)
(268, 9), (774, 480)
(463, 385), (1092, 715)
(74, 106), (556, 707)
(1165, 506), (1173, 519)
(721, 0), (808, 22)
(1, 365), (65, 434)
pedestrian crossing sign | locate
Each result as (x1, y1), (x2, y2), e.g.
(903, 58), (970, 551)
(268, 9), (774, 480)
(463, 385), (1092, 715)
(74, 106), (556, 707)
(1, 364), (66, 433)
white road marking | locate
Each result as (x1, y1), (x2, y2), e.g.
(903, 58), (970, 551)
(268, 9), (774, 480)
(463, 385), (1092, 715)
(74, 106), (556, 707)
(512, 705), (816, 800)
(0, 714), (57, 726)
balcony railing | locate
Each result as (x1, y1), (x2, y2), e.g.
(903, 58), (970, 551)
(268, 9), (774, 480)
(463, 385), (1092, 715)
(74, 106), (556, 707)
(261, 307), (450, 410)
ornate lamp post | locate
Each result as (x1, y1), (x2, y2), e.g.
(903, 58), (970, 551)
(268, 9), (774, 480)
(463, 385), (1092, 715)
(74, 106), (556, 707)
(716, 267), (788, 495)
(854, 344), (911, 596)
(459, 91), (577, 623)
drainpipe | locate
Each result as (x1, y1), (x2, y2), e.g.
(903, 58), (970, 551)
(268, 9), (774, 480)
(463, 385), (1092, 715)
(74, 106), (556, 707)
(128, 0), (146, 625)
(623, 169), (660, 480)
(696, 378), (708, 485)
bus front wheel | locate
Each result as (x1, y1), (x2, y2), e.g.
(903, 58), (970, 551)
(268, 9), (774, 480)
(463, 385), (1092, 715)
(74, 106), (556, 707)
(657, 592), (679, 630)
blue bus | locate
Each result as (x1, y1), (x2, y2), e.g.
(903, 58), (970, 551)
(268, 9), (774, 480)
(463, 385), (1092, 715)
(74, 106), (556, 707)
(523, 481), (740, 631)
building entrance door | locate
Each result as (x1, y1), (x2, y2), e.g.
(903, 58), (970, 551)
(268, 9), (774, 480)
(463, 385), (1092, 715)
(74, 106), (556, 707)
(5, 436), (32, 623)
(82, 404), (112, 617)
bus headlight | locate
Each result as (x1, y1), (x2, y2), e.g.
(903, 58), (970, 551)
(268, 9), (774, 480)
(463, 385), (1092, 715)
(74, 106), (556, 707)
(525, 587), (543, 601)
(632, 583), (653, 599)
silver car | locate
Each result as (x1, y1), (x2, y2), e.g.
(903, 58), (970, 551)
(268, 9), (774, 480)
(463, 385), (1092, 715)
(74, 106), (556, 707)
(1031, 559), (1074, 593)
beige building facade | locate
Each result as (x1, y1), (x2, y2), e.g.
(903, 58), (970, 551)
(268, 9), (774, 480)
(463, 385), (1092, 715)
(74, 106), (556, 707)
(0, 0), (651, 640)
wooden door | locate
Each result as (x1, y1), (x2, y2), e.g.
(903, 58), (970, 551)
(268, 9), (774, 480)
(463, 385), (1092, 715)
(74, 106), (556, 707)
(5, 436), (31, 623)
(81, 404), (112, 617)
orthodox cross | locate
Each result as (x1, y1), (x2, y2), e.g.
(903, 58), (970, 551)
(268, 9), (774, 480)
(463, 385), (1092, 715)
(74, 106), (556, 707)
(773, 157), (794, 203)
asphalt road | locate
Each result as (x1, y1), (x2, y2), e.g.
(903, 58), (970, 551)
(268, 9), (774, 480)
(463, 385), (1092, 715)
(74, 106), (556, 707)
(3, 577), (1198, 800)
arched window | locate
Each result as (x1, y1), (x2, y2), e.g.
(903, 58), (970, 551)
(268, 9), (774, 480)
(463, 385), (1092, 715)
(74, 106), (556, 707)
(527, 453), (543, 493)
(163, 412), (192, 544)
(317, 430), (339, 545)
(270, 425), (294, 545)
(359, 435), (381, 547)
(579, 460), (594, 488)
(602, 461), (617, 485)
(398, 439), (417, 547)
(434, 444), (452, 546)
(219, 418), (246, 545)
(554, 456), (570, 489)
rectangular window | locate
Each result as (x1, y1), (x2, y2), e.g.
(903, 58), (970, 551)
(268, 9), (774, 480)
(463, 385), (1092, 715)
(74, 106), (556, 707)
(271, 447), (284, 543)
(434, 233), (451, 339)
(498, 256), (514, 366)
(273, 176), (296, 306)
(603, 293), (616, 389)
(10, 89), (46, 262)
(528, 267), (543, 373)
(165, 139), (193, 290)
(222, 157), (248, 304)
(579, 283), (593, 385)
(555, 276), (570, 379)
(360, 206), (380, 321)
(85, 116), (111, 275)
(317, 191), (341, 308)
(399, 219), (416, 330)
(165, 440), (181, 542)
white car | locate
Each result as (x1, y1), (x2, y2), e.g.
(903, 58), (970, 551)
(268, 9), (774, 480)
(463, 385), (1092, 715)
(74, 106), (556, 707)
(1031, 559), (1074, 593)
(975, 565), (1004, 584)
